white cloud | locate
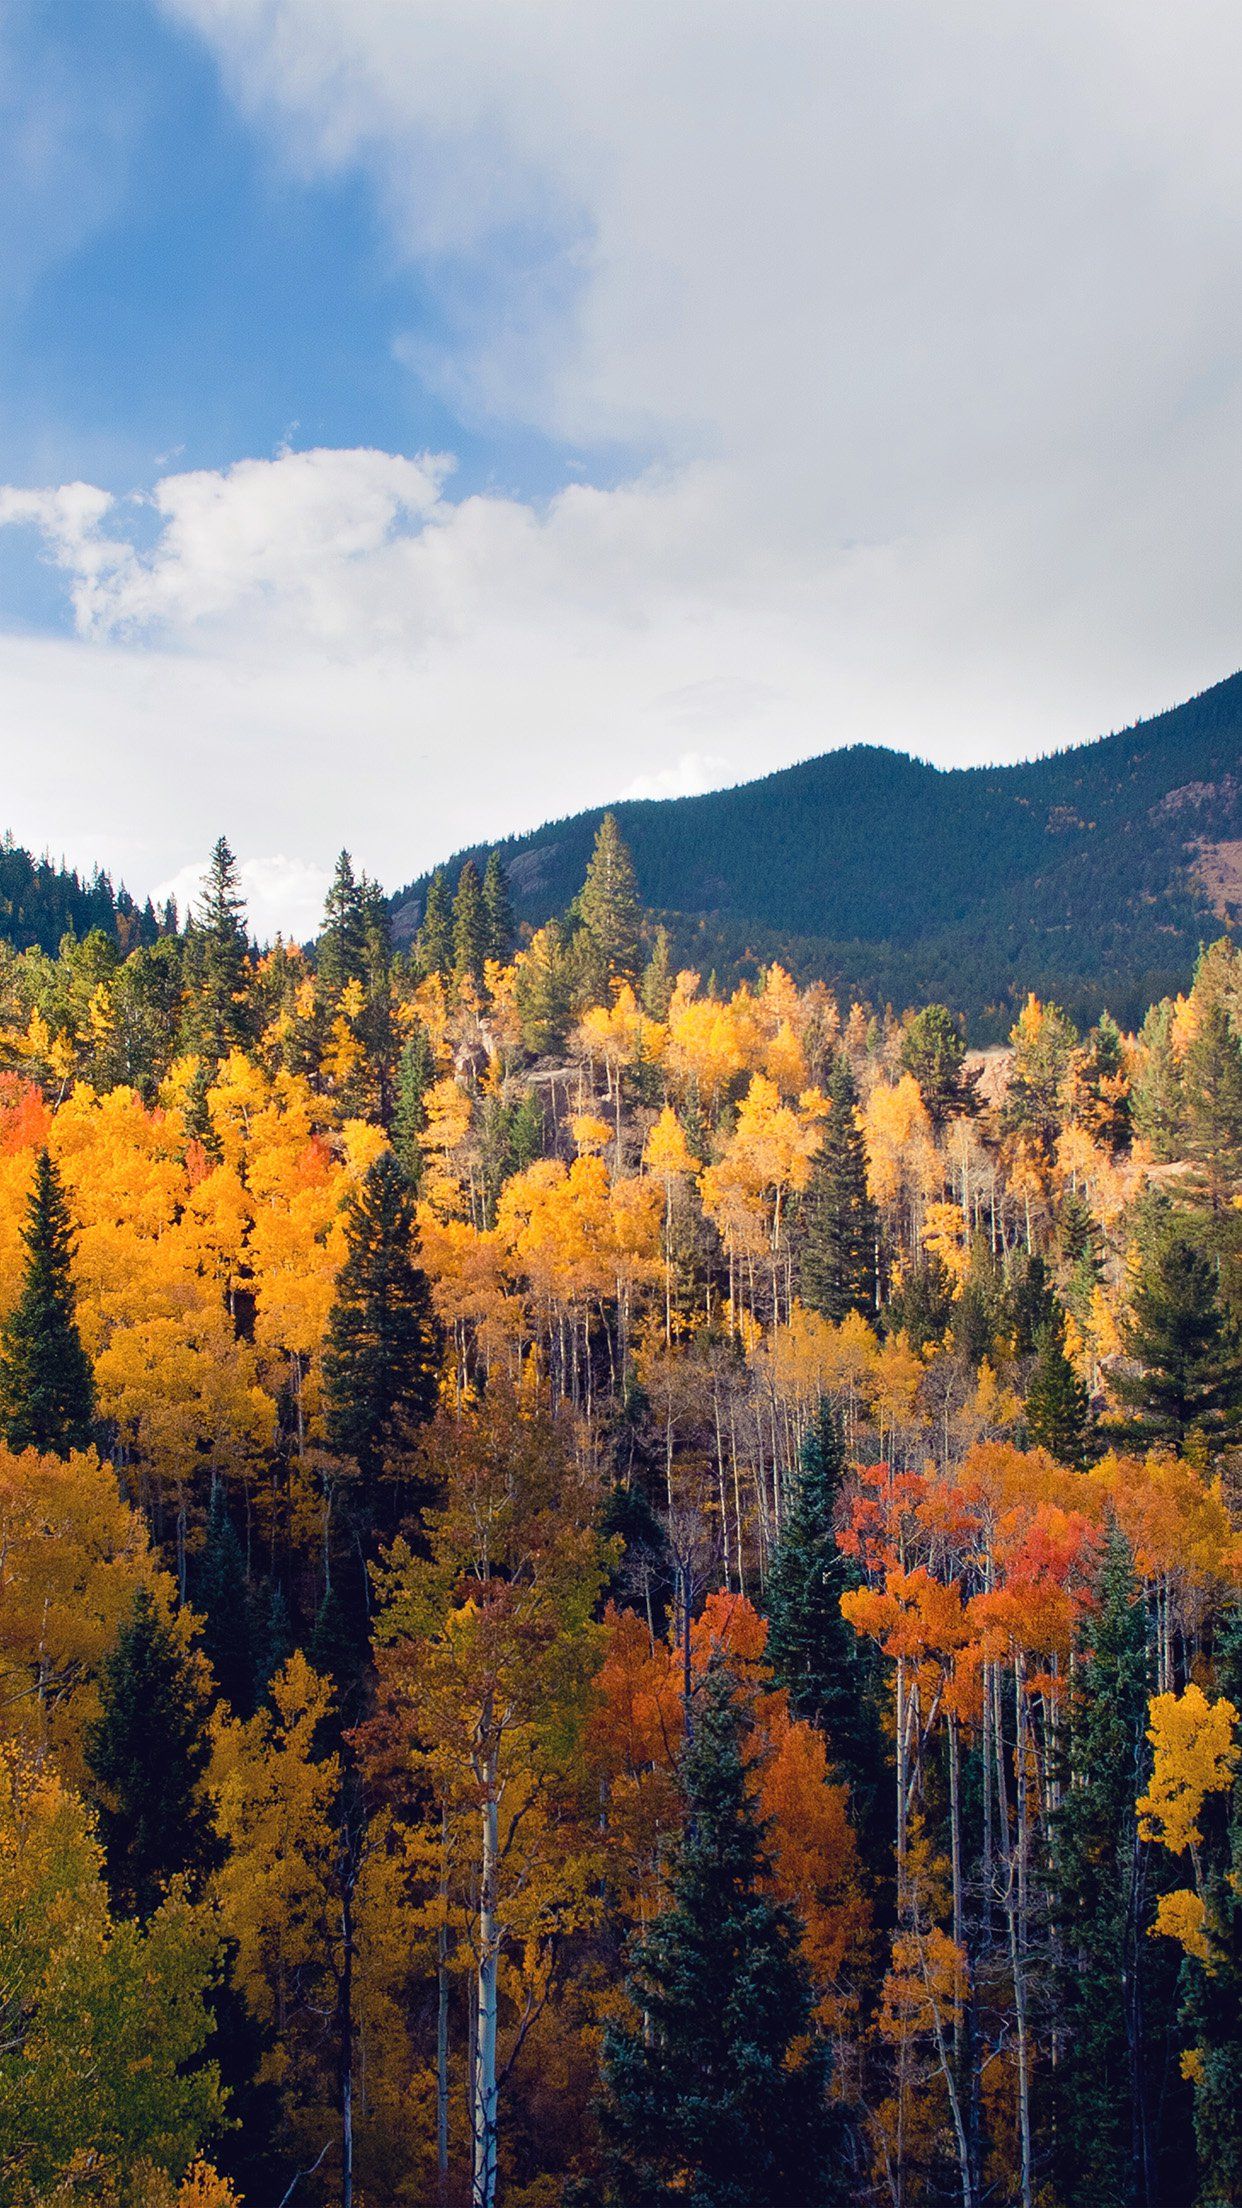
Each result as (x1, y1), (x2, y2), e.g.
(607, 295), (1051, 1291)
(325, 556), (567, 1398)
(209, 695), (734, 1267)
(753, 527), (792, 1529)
(6, 5), (1242, 927)
(622, 752), (734, 803)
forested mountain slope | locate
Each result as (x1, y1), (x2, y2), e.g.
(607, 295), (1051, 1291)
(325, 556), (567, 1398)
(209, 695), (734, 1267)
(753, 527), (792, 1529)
(394, 670), (1242, 1033)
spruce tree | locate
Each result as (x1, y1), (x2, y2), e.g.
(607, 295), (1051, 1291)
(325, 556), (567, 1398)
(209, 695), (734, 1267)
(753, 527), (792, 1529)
(196, 1483), (257, 1717)
(481, 849), (515, 966)
(86, 1588), (218, 1918)
(452, 858), (488, 991)
(641, 925), (675, 1019)
(317, 849), (368, 995)
(1182, 1001), (1242, 1216)
(392, 1021), (435, 1184)
(1026, 1312), (1092, 1466)
(323, 1149), (440, 1495)
(417, 866), (453, 980)
(765, 1402), (883, 1828)
(900, 1004), (976, 1127)
(1113, 1231), (1241, 1453)
(1053, 1526), (1151, 2208)
(797, 1056), (876, 1322)
(600, 1662), (838, 2208)
(194, 834), (252, 1058)
(0, 1147), (93, 1455)
(579, 813), (643, 989)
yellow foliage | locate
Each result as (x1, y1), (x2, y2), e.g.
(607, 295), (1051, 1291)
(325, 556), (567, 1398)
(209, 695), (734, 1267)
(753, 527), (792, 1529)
(1137, 1685), (1239, 1854)
(1152, 1888), (1213, 1964)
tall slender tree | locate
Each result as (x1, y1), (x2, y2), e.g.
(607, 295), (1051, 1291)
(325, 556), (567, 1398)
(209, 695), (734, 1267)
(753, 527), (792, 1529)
(765, 1402), (883, 1831)
(86, 1588), (218, 1919)
(323, 1149), (440, 1499)
(481, 849), (515, 967)
(1053, 1527), (1152, 2208)
(601, 1661), (839, 2208)
(1025, 1312), (1092, 1466)
(318, 849), (368, 995)
(193, 834), (252, 1057)
(417, 866), (453, 981)
(0, 1147), (93, 1455)
(579, 813), (643, 989)
(1114, 1231), (1241, 1453)
(797, 1055), (877, 1321)
(452, 858), (488, 992)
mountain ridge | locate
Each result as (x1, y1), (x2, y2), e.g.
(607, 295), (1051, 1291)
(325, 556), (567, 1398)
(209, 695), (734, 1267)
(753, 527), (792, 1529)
(393, 670), (1242, 1036)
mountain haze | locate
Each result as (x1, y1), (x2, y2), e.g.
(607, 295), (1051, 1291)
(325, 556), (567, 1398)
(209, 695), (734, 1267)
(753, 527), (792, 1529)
(394, 672), (1242, 1034)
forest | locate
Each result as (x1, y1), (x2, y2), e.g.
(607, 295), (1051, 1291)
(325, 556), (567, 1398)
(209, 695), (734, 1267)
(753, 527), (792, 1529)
(0, 815), (1238, 2208)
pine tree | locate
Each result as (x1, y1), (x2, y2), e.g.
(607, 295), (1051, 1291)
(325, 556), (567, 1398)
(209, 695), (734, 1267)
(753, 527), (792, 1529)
(194, 834), (252, 1058)
(1026, 1312), (1092, 1466)
(887, 1249), (954, 1353)
(765, 1402), (883, 1829)
(600, 1662), (838, 2208)
(86, 1588), (218, 1918)
(0, 1147), (93, 1455)
(481, 849), (515, 966)
(900, 1004), (976, 1127)
(579, 813), (643, 989)
(515, 920), (574, 1054)
(323, 1149), (440, 1495)
(641, 925), (675, 1019)
(797, 1056), (877, 1322)
(1053, 1526), (1152, 2208)
(392, 1021), (435, 1184)
(317, 849), (368, 995)
(1113, 1231), (1241, 1453)
(1005, 1248), (1058, 1356)
(452, 858), (488, 991)
(417, 866), (453, 980)
(1182, 1001), (1242, 1216)
(196, 1484), (257, 1717)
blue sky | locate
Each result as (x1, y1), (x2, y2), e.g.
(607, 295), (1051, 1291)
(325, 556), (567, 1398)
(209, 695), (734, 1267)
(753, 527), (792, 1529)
(2, 1), (1242, 934)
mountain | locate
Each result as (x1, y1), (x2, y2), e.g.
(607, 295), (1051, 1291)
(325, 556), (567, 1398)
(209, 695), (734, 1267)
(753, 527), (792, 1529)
(393, 671), (1242, 1036)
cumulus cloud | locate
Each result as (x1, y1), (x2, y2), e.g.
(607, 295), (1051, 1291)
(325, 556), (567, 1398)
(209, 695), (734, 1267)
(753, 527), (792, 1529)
(5, 4), (1242, 928)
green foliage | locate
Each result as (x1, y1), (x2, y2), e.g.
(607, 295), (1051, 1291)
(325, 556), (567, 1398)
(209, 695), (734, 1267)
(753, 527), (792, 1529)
(1053, 1527), (1153, 2208)
(318, 849), (369, 994)
(0, 1147), (94, 1455)
(887, 1249), (954, 1353)
(1114, 1229), (1242, 1453)
(392, 1020), (435, 1184)
(86, 1589), (218, 1921)
(416, 865), (452, 980)
(323, 1149), (440, 1491)
(0, 1751), (223, 2199)
(1182, 1001), (1242, 1216)
(600, 1662), (838, 2208)
(578, 813), (644, 990)
(196, 1485), (257, 1718)
(900, 1005), (975, 1126)
(185, 835), (253, 1060)
(481, 849), (514, 966)
(1025, 1312), (1092, 1466)
(796, 1056), (876, 1323)
(765, 1403), (884, 1828)
(451, 856), (488, 991)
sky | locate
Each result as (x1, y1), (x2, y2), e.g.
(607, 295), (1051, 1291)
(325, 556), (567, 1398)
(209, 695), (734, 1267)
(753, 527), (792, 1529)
(2, 2), (1242, 937)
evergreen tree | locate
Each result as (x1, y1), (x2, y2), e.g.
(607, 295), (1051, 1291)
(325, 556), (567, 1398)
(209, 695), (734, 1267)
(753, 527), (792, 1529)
(1005, 1248), (1058, 1356)
(317, 849), (368, 994)
(193, 834), (252, 1058)
(900, 1004), (976, 1127)
(0, 1147), (93, 1455)
(1113, 1231), (1242, 1453)
(1053, 1526), (1151, 2208)
(797, 1056), (876, 1322)
(323, 1149), (440, 1496)
(416, 866), (453, 980)
(1182, 1599), (1242, 2208)
(1182, 1001), (1242, 1216)
(452, 858), (488, 991)
(195, 1483), (257, 1717)
(1131, 1000), (1184, 1161)
(641, 925), (675, 1019)
(515, 920), (574, 1054)
(600, 1662), (838, 2208)
(86, 1588), (218, 1919)
(765, 1402), (883, 1829)
(1025, 1312), (1092, 1466)
(392, 1021), (435, 1184)
(887, 1249), (954, 1353)
(579, 813), (643, 989)
(481, 849), (515, 966)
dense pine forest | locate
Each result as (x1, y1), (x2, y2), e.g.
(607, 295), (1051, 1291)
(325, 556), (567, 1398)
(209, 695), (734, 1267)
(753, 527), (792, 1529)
(0, 817), (1239, 2208)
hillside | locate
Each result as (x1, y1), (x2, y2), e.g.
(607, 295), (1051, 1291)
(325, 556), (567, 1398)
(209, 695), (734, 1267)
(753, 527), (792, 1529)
(393, 671), (1242, 1035)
